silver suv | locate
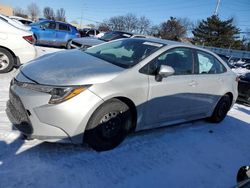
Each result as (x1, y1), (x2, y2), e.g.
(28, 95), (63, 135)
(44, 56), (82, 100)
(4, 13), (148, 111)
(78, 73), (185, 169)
(6, 38), (238, 151)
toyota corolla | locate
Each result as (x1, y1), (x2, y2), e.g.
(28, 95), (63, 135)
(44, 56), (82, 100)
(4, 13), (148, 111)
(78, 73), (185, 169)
(6, 38), (238, 151)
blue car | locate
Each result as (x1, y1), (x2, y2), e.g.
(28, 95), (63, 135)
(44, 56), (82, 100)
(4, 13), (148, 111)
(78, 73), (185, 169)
(30, 20), (80, 48)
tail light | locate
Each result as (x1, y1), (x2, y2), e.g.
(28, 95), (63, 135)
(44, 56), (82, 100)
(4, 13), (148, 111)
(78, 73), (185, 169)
(76, 33), (81, 38)
(23, 35), (35, 44)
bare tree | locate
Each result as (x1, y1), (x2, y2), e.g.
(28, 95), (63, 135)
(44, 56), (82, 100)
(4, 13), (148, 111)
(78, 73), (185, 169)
(56, 8), (66, 22)
(99, 13), (151, 34)
(98, 22), (111, 32)
(123, 13), (138, 32)
(14, 7), (28, 18)
(43, 7), (55, 20)
(27, 3), (40, 21)
(136, 16), (151, 34)
(108, 16), (126, 31)
(86, 24), (95, 28)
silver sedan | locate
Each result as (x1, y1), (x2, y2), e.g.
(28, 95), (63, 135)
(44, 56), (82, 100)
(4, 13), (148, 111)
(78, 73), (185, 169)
(6, 38), (238, 151)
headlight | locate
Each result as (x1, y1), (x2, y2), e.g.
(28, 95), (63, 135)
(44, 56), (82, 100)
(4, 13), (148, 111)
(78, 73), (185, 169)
(48, 87), (87, 104)
(13, 79), (89, 104)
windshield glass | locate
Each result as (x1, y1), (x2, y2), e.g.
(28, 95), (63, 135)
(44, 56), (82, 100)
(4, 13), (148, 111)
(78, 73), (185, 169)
(84, 39), (164, 68)
(99, 32), (132, 42)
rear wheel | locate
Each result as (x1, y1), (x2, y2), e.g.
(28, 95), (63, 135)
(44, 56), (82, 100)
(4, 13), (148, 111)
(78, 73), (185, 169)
(84, 99), (132, 151)
(209, 95), (231, 123)
(0, 48), (15, 73)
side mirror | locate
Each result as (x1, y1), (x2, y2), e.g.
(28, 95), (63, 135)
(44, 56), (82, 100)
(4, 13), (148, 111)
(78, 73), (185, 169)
(155, 65), (175, 82)
(40, 25), (46, 30)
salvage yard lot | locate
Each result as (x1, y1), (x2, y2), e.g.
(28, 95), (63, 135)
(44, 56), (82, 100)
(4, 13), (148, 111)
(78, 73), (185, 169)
(0, 69), (250, 188)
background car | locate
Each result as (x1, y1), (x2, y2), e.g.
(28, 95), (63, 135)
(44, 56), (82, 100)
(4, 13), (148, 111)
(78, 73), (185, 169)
(79, 28), (100, 37)
(30, 20), (80, 48)
(9, 16), (33, 25)
(70, 31), (145, 49)
(237, 72), (250, 105)
(0, 14), (31, 31)
(0, 16), (36, 73)
(217, 54), (235, 68)
(237, 166), (250, 188)
(6, 38), (238, 151)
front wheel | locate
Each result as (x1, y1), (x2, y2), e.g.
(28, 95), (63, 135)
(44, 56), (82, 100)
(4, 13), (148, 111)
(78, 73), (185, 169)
(66, 40), (72, 49)
(0, 48), (15, 73)
(209, 95), (231, 123)
(84, 99), (132, 151)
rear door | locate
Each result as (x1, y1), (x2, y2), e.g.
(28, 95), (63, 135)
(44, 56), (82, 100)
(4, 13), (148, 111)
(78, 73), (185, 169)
(55, 23), (71, 46)
(192, 50), (228, 115)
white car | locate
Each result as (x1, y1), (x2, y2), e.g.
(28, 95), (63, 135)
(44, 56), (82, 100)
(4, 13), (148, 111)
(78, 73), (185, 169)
(9, 16), (33, 25)
(0, 14), (31, 31)
(0, 17), (37, 73)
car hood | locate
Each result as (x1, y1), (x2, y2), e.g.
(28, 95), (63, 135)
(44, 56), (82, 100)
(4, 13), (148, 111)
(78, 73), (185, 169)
(73, 37), (104, 46)
(20, 49), (124, 86)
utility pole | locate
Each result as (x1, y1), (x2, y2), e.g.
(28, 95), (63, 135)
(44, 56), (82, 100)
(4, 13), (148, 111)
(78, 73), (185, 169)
(214, 0), (221, 15)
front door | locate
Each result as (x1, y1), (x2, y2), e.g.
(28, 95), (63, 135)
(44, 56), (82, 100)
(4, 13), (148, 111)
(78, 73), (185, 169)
(38, 21), (56, 45)
(144, 47), (204, 128)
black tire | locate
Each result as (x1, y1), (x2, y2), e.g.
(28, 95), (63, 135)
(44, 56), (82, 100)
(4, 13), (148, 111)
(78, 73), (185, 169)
(209, 95), (231, 123)
(0, 48), (15, 73)
(84, 99), (132, 151)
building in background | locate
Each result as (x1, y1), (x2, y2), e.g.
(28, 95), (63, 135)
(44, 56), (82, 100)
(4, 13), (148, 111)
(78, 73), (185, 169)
(0, 4), (13, 16)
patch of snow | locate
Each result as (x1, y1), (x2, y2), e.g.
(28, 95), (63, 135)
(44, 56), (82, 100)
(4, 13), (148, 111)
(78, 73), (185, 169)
(35, 46), (64, 58)
(232, 67), (250, 76)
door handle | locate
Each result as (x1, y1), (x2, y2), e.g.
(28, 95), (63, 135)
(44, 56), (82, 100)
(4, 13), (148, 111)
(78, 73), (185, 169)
(188, 80), (198, 87)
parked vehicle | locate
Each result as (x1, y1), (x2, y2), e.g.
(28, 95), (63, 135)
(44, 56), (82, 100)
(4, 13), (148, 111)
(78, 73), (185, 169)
(237, 72), (250, 105)
(70, 31), (145, 49)
(0, 14), (30, 31)
(6, 38), (238, 151)
(241, 62), (250, 70)
(30, 20), (80, 48)
(237, 166), (250, 188)
(9, 16), (33, 25)
(217, 54), (235, 68)
(79, 28), (100, 37)
(0, 17), (36, 73)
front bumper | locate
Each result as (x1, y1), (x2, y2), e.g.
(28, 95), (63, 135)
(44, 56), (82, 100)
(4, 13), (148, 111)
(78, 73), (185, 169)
(6, 83), (103, 143)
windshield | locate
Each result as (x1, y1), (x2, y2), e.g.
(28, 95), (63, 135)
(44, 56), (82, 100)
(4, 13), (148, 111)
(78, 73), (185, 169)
(85, 39), (164, 68)
(99, 32), (132, 42)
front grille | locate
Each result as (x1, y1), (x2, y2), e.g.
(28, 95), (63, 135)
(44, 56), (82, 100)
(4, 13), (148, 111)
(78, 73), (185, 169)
(6, 89), (33, 134)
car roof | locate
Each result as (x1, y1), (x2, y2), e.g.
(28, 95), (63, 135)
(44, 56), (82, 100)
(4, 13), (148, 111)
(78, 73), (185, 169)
(111, 31), (133, 35)
(126, 37), (222, 56)
(38, 20), (73, 26)
(132, 37), (187, 46)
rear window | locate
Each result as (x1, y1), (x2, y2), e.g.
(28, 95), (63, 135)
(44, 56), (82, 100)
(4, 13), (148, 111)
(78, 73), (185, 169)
(59, 24), (70, 31)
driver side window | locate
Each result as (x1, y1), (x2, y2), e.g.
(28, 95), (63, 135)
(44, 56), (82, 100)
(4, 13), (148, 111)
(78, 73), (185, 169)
(41, 22), (56, 30)
(147, 48), (194, 75)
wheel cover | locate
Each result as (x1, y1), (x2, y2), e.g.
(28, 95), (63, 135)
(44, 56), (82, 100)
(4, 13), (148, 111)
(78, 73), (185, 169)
(0, 52), (10, 71)
(99, 111), (122, 138)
